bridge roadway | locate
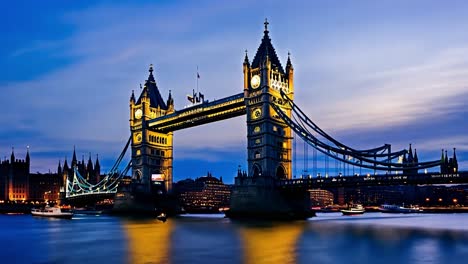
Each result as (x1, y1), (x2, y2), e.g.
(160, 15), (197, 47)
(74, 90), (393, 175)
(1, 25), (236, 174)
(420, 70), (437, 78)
(148, 93), (246, 132)
(277, 172), (468, 189)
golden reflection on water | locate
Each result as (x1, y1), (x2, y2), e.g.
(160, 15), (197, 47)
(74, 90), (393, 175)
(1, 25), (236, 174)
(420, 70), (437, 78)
(124, 219), (173, 264)
(237, 221), (306, 264)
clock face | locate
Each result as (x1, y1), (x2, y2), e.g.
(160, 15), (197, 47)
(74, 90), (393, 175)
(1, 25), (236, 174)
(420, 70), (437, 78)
(135, 133), (142, 143)
(252, 108), (262, 119)
(135, 109), (143, 119)
(251, 75), (261, 89)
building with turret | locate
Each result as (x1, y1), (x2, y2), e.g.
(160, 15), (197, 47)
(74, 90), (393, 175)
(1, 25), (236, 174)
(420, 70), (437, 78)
(440, 148), (458, 174)
(57, 147), (101, 188)
(0, 147), (103, 203)
(0, 148), (30, 201)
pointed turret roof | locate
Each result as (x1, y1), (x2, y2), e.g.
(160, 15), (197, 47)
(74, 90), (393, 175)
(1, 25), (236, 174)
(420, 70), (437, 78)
(453, 148), (457, 162)
(63, 157), (69, 171)
(87, 153), (93, 171)
(137, 64), (168, 110)
(58, 160), (62, 175)
(72, 146), (77, 166)
(414, 149), (419, 163)
(26, 146), (30, 163)
(251, 19), (285, 74)
(10, 147), (15, 162)
(95, 154), (100, 168)
(408, 144), (414, 163)
(244, 49), (250, 66)
(286, 52), (294, 76)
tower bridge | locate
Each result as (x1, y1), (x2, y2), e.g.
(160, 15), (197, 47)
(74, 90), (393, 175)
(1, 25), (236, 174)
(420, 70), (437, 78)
(64, 20), (467, 218)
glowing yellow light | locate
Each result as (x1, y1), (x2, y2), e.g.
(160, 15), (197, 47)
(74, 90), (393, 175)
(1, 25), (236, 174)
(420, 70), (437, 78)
(238, 222), (305, 264)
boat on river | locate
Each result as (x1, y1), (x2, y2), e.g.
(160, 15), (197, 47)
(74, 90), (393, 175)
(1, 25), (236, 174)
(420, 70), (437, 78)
(379, 204), (422, 213)
(31, 206), (74, 219)
(341, 204), (365, 215)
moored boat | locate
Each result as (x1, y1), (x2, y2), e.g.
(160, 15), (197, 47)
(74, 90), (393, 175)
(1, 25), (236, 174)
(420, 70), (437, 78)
(379, 204), (422, 213)
(31, 206), (74, 219)
(341, 204), (365, 215)
(156, 212), (167, 222)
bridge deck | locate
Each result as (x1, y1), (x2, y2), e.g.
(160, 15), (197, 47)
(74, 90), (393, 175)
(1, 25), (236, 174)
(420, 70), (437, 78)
(148, 93), (246, 132)
(278, 172), (468, 189)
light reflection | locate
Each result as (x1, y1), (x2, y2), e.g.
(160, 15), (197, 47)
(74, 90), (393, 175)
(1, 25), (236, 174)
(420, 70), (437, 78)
(124, 219), (173, 264)
(236, 221), (305, 264)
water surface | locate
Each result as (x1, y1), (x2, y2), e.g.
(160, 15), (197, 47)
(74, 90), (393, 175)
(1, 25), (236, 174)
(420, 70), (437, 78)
(1, 212), (467, 263)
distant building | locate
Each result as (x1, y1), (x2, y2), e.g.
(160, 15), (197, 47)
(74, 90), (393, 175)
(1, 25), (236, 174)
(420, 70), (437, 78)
(309, 189), (334, 207)
(0, 147), (103, 203)
(29, 173), (62, 202)
(58, 147), (101, 188)
(0, 148), (30, 202)
(174, 172), (231, 213)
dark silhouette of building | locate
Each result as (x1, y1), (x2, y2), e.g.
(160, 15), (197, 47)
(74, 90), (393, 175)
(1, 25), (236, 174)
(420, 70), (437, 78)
(57, 147), (101, 189)
(0, 147), (102, 203)
(29, 172), (62, 202)
(440, 148), (458, 174)
(0, 148), (30, 201)
(174, 172), (231, 213)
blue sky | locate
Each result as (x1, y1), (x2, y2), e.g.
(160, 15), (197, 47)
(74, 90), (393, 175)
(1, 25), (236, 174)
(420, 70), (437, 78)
(1, 0), (468, 182)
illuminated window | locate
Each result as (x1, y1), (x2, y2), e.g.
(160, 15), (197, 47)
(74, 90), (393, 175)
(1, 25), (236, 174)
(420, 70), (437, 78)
(254, 126), (261, 133)
(255, 139), (261, 145)
(255, 151), (261, 159)
(273, 126), (278, 132)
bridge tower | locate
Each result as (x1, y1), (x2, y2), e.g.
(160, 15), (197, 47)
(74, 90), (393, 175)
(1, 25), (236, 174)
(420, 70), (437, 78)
(129, 65), (175, 195)
(228, 20), (312, 219)
(244, 19), (294, 180)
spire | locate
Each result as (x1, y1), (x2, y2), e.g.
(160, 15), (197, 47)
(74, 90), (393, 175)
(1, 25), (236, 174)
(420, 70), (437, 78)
(148, 64), (155, 81)
(251, 19), (284, 73)
(130, 89), (135, 103)
(444, 150), (449, 168)
(167, 90), (174, 107)
(87, 152), (93, 171)
(440, 149), (445, 173)
(72, 145), (77, 167)
(243, 49), (250, 66)
(58, 160), (62, 175)
(95, 154), (100, 167)
(286, 51), (293, 72)
(136, 65), (168, 110)
(408, 144), (414, 163)
(63, 157), (69, 171)
(414, 149), (419, 163)
(26, 145), (30, 164)
(10, 147), (15, 163)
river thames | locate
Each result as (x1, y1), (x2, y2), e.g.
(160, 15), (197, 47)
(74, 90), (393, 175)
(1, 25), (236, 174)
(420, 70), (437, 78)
(0, 213), (467, 264)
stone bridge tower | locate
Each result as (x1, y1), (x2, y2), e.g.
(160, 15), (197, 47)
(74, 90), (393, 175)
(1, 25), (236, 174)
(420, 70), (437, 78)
(129, 65), (175, 194)
(244, 19), (294, 180)
(228, 20), (312, 219)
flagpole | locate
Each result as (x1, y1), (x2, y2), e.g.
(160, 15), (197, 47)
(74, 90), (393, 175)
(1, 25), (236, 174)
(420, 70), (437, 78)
(196, 65), (199, 95)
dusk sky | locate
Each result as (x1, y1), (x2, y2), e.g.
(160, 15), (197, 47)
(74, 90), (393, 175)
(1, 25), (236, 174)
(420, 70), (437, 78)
(1, 0), (468, 183)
